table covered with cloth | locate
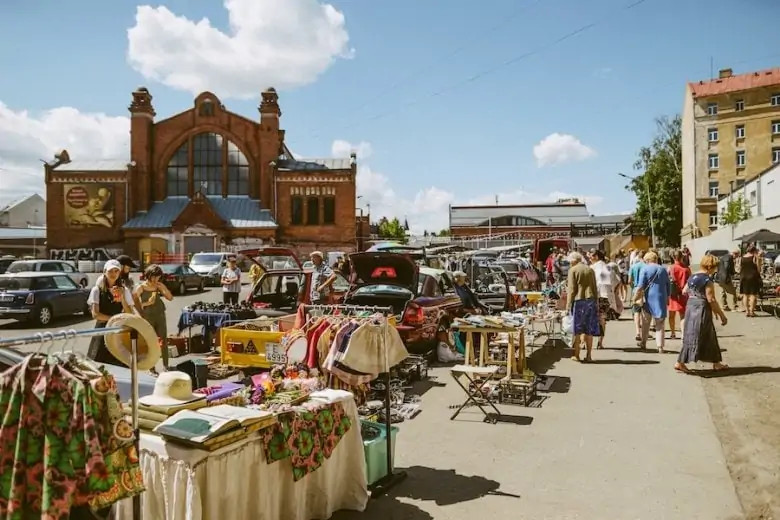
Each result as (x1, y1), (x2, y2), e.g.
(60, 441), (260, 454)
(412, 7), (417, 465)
(177, 310), (256, 333)
(114, 394), (368, 520)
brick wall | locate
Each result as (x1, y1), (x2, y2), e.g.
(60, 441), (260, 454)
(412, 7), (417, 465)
(46, 177), (128, 250)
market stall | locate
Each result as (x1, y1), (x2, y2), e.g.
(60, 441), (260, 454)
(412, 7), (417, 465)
(176, 302), (257, 353)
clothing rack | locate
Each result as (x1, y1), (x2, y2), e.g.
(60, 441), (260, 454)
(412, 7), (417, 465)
(302, 303), (407, 497)
(0, 327), (143, 520)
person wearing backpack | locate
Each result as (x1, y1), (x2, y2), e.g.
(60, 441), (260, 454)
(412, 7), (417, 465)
(715, 249), (740, 311)
(667, 249), (691, 339)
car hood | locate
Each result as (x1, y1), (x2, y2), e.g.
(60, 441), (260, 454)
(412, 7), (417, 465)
(239, 247), (302, 270)
(190, 264), (217, 273)
(349, 252), (418, 292)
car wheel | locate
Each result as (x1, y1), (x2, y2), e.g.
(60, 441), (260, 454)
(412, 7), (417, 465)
(35, 305), (52, 326)
(179, 282), (187, 295)
(80, 278), (88, 288)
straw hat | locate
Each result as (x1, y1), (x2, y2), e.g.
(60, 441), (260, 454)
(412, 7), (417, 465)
(105, 313), (162, 370)
(138, 371), (205, 407)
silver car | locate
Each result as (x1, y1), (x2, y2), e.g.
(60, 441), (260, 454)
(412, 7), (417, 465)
(5, 260), (90, 287)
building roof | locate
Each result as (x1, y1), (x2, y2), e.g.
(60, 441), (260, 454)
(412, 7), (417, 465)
(0, 193), (44, 213)
(689, 67), (780, 98)
(588, 213), (633, 224)
(122, 197), (277, 229)
(0, 228), (47, 240)
(52, 159), (130, 172)
(277, 158), (352, 171)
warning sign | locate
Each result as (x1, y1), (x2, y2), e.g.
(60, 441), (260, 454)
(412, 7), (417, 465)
(245, 339), (257, 354)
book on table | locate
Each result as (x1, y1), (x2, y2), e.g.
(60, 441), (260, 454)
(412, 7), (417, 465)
(153, 406), (275, 446)
(141, 398), (207, 416)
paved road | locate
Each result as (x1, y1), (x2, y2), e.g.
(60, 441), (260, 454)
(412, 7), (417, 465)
(0, 273), (254, 355)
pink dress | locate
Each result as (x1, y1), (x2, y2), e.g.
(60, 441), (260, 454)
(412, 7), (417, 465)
(668, 262), (691, 312)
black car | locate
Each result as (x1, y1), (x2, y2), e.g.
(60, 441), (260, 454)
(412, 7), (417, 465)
(140, 263), (205, 295)
(0, 257), (16, 275)
(0, 272), (90, 326)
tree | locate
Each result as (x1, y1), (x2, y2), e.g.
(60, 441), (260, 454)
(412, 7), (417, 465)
(626, 115), (683, 247)
(719, 195), (752, 226)
(376, 217), (407, 243)
(437, 228), (451, 237)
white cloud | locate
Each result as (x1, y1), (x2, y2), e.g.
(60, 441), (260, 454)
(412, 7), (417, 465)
(0, 102), (129, 205)
(331, 139), (372, 160)
(336, 140), (603, 234)
(127, 0), (353, 99)
(533, 133), (597, 167)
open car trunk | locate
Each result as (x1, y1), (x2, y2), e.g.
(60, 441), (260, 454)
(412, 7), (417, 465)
(344, 288), (413, 316)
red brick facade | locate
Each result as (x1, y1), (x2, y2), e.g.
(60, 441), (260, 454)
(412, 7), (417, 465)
(44, 88), (357, 259)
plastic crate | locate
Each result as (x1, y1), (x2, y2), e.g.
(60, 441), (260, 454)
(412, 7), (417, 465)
(219, 329), (285, 368)
(361, 420), (399, 486)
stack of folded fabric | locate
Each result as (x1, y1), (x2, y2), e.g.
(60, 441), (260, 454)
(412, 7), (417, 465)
(125, 371), (208, 432)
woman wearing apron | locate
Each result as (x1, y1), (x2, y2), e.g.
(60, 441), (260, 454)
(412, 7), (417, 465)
(87, 259), (136, 366)
(134, 264), (174, 372)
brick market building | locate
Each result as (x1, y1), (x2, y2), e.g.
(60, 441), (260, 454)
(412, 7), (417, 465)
(45, 87), (357, 260)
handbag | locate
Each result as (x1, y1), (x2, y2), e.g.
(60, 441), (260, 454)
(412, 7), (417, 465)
(633, 269), (661, 306)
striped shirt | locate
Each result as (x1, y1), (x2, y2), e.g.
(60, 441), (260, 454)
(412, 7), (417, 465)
(222, 267), (241, 293)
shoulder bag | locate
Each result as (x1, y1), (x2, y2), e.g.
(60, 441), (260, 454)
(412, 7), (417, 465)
(633, 268), (661, 306)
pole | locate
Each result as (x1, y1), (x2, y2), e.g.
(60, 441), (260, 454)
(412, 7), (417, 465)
(644, 177), (657, 249)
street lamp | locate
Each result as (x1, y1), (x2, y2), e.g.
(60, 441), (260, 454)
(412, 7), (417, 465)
(618, 172), (656, 249)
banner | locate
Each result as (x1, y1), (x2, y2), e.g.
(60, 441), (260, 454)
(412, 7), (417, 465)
(63, 184), (115, 228)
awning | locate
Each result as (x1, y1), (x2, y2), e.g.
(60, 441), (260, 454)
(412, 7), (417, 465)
(573, 237), (606, 248)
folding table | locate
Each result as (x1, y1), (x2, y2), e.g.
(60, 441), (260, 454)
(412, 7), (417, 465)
(449, 364), (501, 423)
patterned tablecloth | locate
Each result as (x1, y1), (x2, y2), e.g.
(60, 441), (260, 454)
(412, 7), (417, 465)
(114, 394), (368, 520)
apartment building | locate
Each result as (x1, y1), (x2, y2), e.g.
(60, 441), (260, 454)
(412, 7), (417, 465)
(681, 67), (780, 241)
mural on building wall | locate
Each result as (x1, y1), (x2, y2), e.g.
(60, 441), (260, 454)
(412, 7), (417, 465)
(63, 184), (115, 228)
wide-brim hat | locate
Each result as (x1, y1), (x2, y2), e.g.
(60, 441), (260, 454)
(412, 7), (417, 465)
(139, 371), (205, 407)
(105, 313), (162, 371)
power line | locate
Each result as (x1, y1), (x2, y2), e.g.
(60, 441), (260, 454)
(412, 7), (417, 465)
(337, 0), (546, 119)
(308, 0), (650, 139)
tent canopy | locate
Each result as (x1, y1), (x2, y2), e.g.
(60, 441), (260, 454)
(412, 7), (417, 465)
(737, 229), (780, 243)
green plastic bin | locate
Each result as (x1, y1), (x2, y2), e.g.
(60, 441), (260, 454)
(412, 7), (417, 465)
(361, 420), (399, 486)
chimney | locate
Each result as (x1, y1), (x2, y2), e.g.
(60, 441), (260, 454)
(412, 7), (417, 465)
(719, 68), (733, 79)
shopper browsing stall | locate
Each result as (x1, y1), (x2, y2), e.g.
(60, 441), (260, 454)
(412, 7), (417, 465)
(221, 255), (242, 304)
(310, 251), (337, 303)
(87, 259), (137, 365)
(135, 264), (174, 371)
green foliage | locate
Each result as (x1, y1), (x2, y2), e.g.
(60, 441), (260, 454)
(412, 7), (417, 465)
(626, 115), (683, 247)
(719, 195), (752, 226)
(376, 217), (407, 243)
(437, 228), (450, 236)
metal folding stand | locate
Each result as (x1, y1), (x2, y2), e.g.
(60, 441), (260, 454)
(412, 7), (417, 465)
(301, 303), (408, 497)
(0, 326), (143, 520)
(449, 365), (501, 423)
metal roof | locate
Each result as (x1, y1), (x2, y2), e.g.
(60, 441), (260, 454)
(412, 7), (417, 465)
(0, 194), (44, 213)
(122, 197), (277, 229)
(0, 228), (47, 240)
(689, 67), (780, 98)
(52, 159), (130, 172)
(277, 158), (352, 171)
(588, 213), (632, 224)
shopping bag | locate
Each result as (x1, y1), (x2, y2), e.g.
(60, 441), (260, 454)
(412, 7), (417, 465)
(561, 315), (574, 335)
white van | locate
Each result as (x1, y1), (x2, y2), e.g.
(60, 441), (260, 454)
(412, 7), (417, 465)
(189, 252), (230, 286)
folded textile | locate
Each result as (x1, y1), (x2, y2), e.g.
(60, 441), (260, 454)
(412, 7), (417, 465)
(195, 382), (244, 402)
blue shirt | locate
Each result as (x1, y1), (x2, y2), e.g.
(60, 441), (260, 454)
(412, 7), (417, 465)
(629, 261), (645, 288)
(637, 263), (671, 319)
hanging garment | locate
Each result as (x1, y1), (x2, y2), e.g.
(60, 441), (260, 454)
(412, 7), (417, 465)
(339, 321), (409, 375)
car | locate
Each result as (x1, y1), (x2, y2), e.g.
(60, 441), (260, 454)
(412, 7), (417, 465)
(5, 259), (89, 287)
(140, 264), (205, 294)
(242, 247), (351, 316)
(0, 256), (16, 274)
(189, 252), (233, 286)
(344, 253), (463, 353)
(0, 272), (90, 326)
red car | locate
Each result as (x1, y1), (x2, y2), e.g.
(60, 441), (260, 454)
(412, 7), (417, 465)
(345, 252), (463, 353)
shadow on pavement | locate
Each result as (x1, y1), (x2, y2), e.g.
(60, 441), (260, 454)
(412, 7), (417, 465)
(537, 375), (571, 393)
(526, 344), (566, 374)
(586, 359), (660, 365)
(408, 378), (447, 398)
(392, 465), (520, 506)
(332, 497), (434, 520)
(696, 365), (780, 378)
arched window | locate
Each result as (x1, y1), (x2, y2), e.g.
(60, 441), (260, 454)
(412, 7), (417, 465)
(164, 132), (251, 197)
(477, 215), (548, 227)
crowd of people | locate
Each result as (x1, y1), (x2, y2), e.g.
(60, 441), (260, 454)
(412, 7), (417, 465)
(561, 242), (767, 374)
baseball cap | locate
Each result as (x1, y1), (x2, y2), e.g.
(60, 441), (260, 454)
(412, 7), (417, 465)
(115, 255), (138, 268)
(104, 260), (122, 272)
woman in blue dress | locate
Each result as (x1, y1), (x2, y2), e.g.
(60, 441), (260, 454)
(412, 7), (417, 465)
(634, 251), (670, 353)
(675, 254), (729, 373)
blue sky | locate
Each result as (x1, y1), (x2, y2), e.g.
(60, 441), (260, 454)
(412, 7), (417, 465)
(0, 0), (778, 232)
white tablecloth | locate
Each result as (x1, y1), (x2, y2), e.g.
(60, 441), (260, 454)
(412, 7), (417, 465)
(115, 395), (368, 520)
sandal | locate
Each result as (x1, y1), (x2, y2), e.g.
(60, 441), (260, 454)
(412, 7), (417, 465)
(712, 363), (730, 371)
(570, 356), (581, 362)
(674, 364), (692, 374)
(583, 356), (593, 363)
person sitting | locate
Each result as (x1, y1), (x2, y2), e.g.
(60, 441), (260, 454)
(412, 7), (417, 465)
(453, 271), (489, 314)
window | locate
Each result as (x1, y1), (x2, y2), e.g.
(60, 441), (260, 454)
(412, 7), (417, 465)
(306, 197), (320, 225)
(707, 128), (719, 142)
(53, 276), (77, 290)
(772, 147), (780, 164)
(227, 140), (250, 196)
(290, 196), (304, 225)
(167, 141), (189, 196)
(708, 154), (719, 170)
(59, 263), (74, 273)
(749, 190), (757, 206)
(772, 121), (780, 135)
(735, 125), (745, 139)
(735, 99), (744, 111)
(709, 211), (718, 228)
(193, 133), (223, 195)
(39, 262), (62, 272)
(708, 181), (719, 197)
(772, 93), (780, 106)
(736, 150), (746, 167)
(323, 197), (336, 224)
(707, 103), (718, 116)
(736, 179), (745, 188)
